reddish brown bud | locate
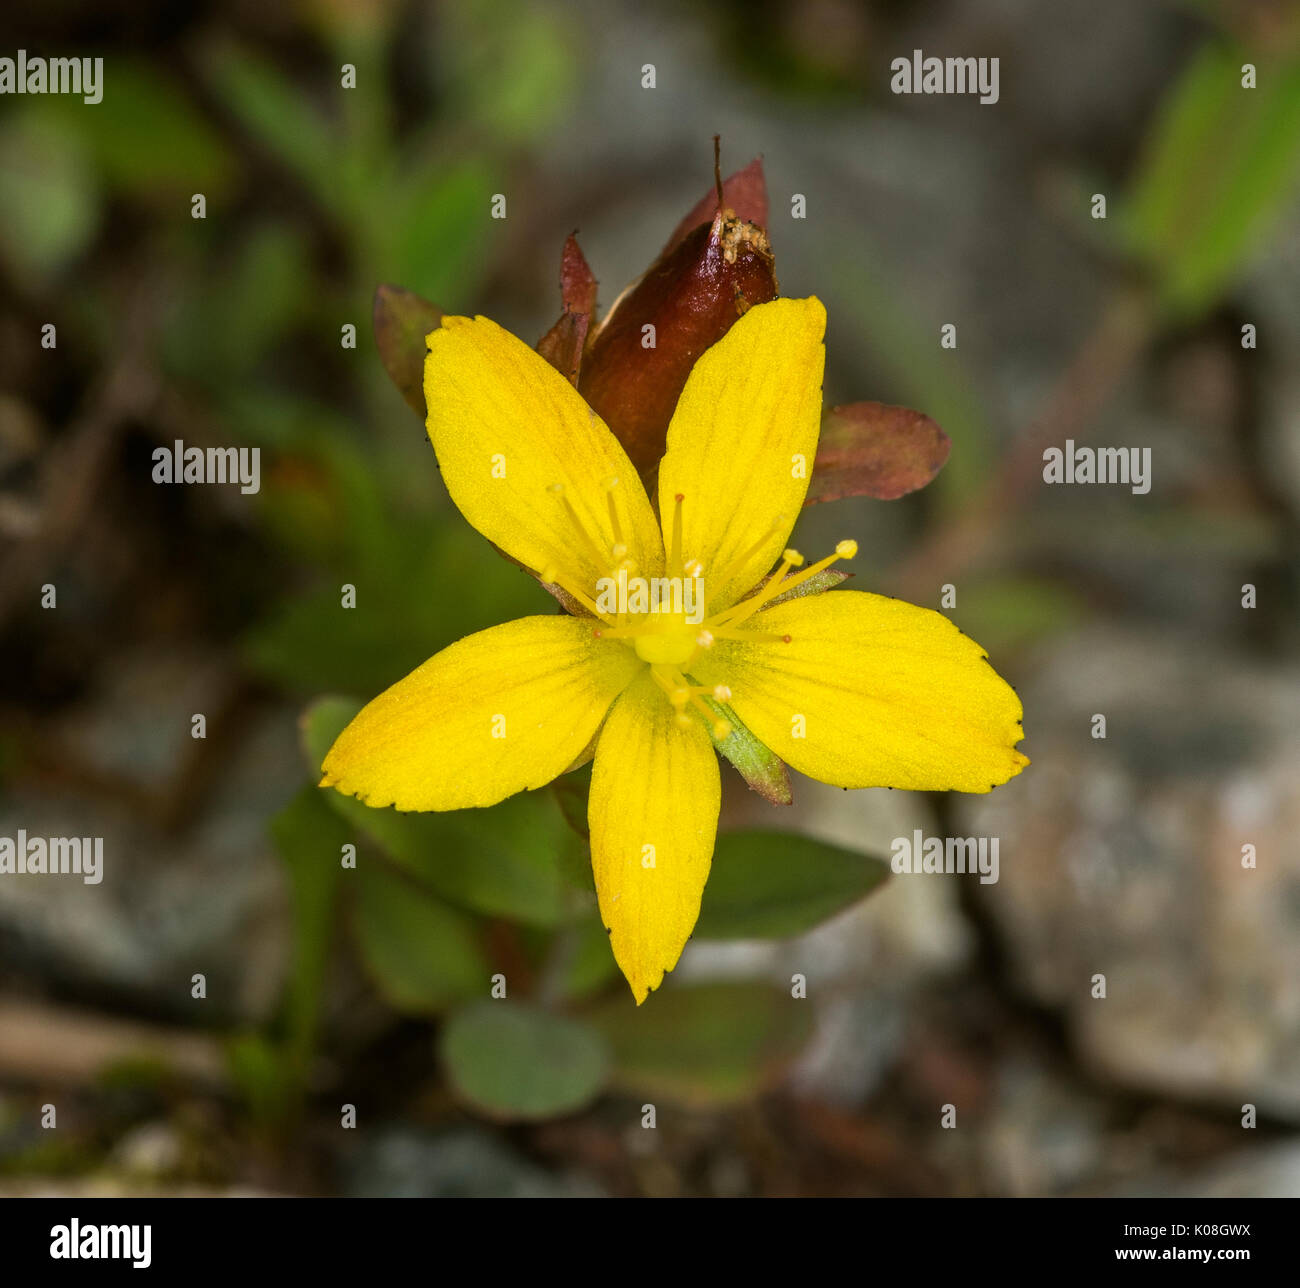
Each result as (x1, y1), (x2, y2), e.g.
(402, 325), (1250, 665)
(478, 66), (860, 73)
(580, 208), (777, 476)
(661, 156), (770, 255)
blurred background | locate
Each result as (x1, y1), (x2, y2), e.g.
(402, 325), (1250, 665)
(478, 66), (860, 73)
(1, 0), (1298, 1197)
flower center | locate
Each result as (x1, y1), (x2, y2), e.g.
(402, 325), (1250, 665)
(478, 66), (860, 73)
(541, 482), (857, 739)
(632, 612), (699, 666)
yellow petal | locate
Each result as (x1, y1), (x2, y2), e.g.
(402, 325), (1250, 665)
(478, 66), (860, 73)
(321, 615), (642, 811)
(657, 297), (825, 612)
(589, 671), (721, 1004)
(425, 315), (663, 602)
(691, 590), (1028, 792)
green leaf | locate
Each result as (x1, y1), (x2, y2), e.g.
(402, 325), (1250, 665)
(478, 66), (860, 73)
(587, 983), (813, 1106)
(695, 829), (889, 940)
(440, 1001), (610, 1120)
(352, 862), (486, 1014)
(202, 42), (338, 210)
(550, 764), (591, 844)
(755, 567), (849, 608)
(555, 918), (619, 1000)
(700, 695), (792, 805)
(270, 786), (349, 1076)
(0, 113), (99, 284)
(301, 698), (572, 927)
(49, 61), (234, 199)
(226, 1032), (295, 1126)
(1126, 43), (1300, 319)
(444, 0), (574, 146)
(377, 161), (494, 307)
(246, 517), (552, 697)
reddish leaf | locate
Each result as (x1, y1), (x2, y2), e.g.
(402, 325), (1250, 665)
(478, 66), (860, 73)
(806, 402), (951, 504)
(536, 311), (589, 385)
(374, 284), (443, 417)
(558, 232), (598, 316)
(537, 234), (599, 385)
(663, 157), (770, 254)
(580, 210), (777, 476)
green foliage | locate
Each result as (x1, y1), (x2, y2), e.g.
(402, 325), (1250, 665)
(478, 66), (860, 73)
(49, 60), (234, 200)
(440, 1001), (610, 1119)
(696, 830), (889, 939)
(270, 786), (349, 1076)
(0, 111), (99, 285)
(246, 512), (552, 697)
(353, 863), (486, 1013)
(587, 983), (814, 1106)
(1126, 42), (1300, 319)
(301, 697), (575, 926)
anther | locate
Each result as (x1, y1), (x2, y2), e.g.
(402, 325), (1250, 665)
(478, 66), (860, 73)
(695, 630), (714, 648)
(836, 539), (858, 558)
(782, 548), (805, 567)
(712, 684), (731, 701)
(712, 720), (732, 740)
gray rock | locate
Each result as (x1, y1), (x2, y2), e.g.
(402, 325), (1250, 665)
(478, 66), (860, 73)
(960, 628), (1300, 1120)
(344, 1124), (603, 1198)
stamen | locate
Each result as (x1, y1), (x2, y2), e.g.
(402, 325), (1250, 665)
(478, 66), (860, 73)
(712, 538), (858, 630)
(710, 628), (794, 644)
(707, 515), (788, 598)
(709, 547), (802, 628)
(540, 561), (610, 622)
(669, 493), (685, 578)
(605, 476), (626, 553)
(548, 480), (615, 586)
(595, 621), (658, 640)
(648, 665), (735, 739)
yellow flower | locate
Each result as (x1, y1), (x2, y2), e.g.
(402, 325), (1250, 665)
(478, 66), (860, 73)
(321, 296), (1028, 1003)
